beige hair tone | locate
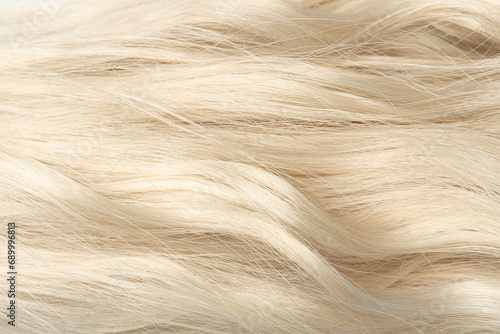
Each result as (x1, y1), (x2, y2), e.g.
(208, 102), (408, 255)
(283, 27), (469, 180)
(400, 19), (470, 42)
(1, 0), (500, 333)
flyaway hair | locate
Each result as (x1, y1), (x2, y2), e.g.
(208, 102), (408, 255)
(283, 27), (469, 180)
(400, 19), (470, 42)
(1, 0), (500, 333)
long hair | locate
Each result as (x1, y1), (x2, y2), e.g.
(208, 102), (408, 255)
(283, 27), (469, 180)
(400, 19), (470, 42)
(2, 0), (500, 333)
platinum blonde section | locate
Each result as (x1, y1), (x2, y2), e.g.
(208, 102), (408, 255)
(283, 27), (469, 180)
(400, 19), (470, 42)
(1, 0), (500, 333)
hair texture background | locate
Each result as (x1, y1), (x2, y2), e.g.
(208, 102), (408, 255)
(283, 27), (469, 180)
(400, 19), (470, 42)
(1, 0), (500, 333)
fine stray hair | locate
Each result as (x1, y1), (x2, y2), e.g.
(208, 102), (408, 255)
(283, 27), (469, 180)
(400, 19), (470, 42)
(1, 0), (500, 333)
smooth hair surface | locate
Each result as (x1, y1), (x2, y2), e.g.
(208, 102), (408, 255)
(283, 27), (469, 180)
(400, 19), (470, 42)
(1, 0), (500, 333)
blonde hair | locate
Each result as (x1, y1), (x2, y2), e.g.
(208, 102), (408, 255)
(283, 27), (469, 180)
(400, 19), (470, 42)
(2, 0), (500, 333)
